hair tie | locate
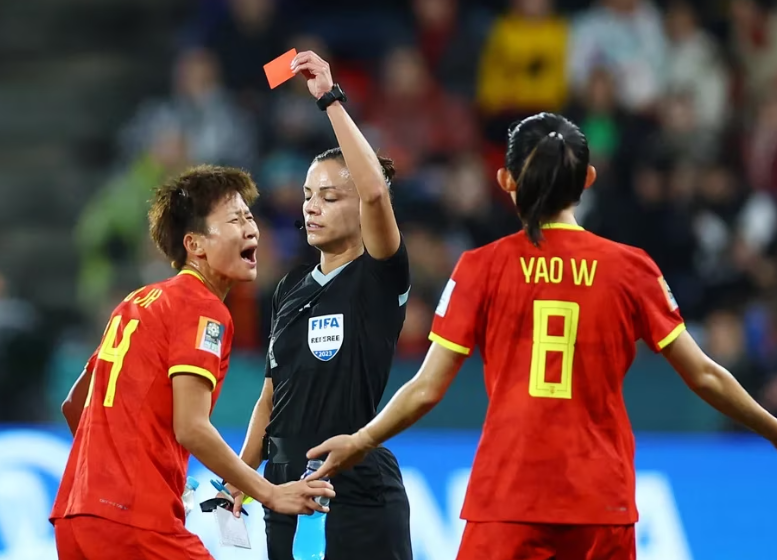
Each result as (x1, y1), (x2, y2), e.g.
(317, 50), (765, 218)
(548, 131), (564, 141)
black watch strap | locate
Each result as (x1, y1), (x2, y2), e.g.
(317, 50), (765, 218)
(316, 84), (347, 111)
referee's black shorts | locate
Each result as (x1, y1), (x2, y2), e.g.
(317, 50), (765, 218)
(262, 437), (412, 560)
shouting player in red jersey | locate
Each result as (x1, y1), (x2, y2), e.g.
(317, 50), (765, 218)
(51, 165), (334, 560)
(307, 113), (777, 560)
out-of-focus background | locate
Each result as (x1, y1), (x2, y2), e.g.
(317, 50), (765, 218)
(1, 0), (777, 558)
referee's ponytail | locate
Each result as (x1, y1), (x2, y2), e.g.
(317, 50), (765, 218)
(505, 113), (590, 247)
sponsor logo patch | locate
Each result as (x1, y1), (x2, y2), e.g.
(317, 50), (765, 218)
(197, 317), (224, 357)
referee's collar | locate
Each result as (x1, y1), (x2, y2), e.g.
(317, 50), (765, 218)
(311, 261), (351, 286)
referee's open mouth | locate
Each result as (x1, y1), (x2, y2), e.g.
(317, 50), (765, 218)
(240, 246), (257, 267)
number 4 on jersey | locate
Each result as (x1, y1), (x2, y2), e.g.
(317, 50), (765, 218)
(85, 315), (140, 408)
(529, 300), (580, 399)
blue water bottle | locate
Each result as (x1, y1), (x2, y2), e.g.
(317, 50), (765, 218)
(292, 459), (330, 560)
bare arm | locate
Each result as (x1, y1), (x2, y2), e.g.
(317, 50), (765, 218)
(237, 378), (274, 469)
(663, 331), (777, 441)
(62, 367), (92, 436)
(308, 343), (466, 477)
(173, 375), (334, 515)
(292, 50), (400, 260)
(326, 102), (401, 259)
(172, 375), (275, 504)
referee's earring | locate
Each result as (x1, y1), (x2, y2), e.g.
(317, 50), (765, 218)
(584, 165), (597, 190)
(497, 167), (517, 193)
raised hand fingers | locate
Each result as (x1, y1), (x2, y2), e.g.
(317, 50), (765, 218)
(291, 62), (320, 76)
(294, 51), (327, 66)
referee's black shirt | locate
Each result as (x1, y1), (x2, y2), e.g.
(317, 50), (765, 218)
(263, 239), (410, 500)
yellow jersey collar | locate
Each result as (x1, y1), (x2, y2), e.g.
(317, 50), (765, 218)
(178, 269), (206, 284)
(541, 222), (584, 231)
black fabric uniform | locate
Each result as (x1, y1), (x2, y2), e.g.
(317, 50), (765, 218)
(262, 239), (412, 560)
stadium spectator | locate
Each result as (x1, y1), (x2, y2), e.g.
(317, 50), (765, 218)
(664, 1), (730, 132)
(262, 36), (338, 154)
(409, 0), (492, 98)
(365, 45), (479, 173)
(439, 154), (519, 254)
(199, 0), (288, 100)
(704, 308), (768, 430)
(477, 0), (569, 138)
(644, 91), (720, 165)
(744, 93), (777, 196)
(76, 125), (190, 322)
(729, 0), (777, 109)
(694, 163), (777, 310)
(569, 0), (667, 113)
(119, 47), (257, 169)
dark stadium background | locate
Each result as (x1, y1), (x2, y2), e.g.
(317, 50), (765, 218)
(1, 0), (776, 558)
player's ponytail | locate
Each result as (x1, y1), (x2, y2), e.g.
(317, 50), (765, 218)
(506, 113), (590, 247)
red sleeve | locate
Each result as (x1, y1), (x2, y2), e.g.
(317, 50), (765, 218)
(167, 297), (232, 391)
(85, 350), (98, 373)
(428, 250), (486, 356)
(632, 251), (686, 353)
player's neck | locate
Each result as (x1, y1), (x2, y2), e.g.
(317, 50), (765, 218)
(181, 264), (232, 301)
(319, 244), (364, 275)
(545, 209), (579, 228)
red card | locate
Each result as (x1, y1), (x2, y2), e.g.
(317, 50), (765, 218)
(264, 49), (297, 89)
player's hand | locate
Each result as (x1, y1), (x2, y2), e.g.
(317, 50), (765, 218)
(220, 482), (246, 518)
(306, 431), (374, 480)
(291, 51), (334, 100)
(267, 480), (335, 516)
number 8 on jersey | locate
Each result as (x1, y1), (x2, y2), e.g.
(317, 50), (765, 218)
(529, 300), (579, 400)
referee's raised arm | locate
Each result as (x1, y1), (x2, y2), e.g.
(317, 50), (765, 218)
(291, 50), (401, 260)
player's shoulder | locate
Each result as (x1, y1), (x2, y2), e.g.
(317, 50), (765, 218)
(155, 273), (231, 321)
(605, 239), (659, 272)
(545, 229), (657, 266)
(582, 236), (663, 286)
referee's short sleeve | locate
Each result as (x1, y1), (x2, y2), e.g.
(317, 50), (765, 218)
(365, 235), (410, 296)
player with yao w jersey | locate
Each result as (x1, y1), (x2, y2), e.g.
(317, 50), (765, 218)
(308, 113), (777, 560)
(431, 225), (681, 528)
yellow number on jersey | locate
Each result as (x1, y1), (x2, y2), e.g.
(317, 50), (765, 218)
(529, 300), (580, 399)
(84, 315), (140, 408)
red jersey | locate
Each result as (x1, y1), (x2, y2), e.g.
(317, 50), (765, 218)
(50, 270), (234, 533)
(430, 224), (685, 525)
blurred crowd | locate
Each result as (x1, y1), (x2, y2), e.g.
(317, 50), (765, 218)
(68, 0), (777, 419)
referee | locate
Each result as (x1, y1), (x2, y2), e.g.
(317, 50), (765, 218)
(226, 51), (412, 560)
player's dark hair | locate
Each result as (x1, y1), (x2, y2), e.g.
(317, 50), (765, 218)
(148, 165), (259, 270)
(313, 147), (396, 186)
(506, 112), (589, 247)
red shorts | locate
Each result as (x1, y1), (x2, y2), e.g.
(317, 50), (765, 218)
(457, 521), (635, 560)
(54, 515), (214, 560)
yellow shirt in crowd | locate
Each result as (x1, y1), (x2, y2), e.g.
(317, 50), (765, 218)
(477, 16), (569, 115)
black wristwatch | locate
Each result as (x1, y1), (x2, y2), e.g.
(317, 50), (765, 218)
(316, 84), (347, 111)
